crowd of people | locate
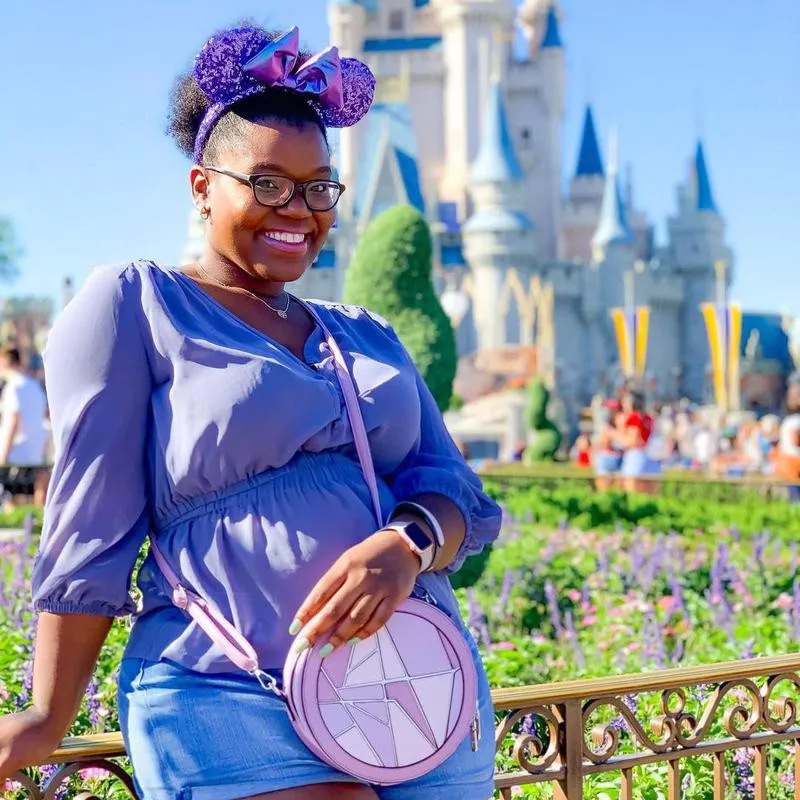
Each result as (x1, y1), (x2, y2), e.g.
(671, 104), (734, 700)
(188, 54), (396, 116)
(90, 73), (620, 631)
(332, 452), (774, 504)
(571, 376), (800, 499)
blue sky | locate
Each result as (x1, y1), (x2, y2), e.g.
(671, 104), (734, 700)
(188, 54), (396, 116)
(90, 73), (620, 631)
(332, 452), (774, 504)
(0, 0), (797, 314)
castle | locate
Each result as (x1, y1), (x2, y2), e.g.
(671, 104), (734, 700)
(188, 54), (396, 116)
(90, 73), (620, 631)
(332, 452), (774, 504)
(179, 0), (794, 448)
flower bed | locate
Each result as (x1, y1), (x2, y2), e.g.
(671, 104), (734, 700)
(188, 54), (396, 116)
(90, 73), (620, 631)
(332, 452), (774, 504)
(2, 489), (800, 798)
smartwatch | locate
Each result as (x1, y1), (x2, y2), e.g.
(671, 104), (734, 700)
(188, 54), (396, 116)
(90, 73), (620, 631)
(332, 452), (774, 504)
(385, 520), (437, 573)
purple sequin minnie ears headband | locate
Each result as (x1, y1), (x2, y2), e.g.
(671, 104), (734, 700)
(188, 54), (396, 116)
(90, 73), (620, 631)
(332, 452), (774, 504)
(192, 25), (376, 164)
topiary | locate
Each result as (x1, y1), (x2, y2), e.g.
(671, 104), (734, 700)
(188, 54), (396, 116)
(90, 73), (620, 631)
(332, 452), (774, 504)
(343, 205), (457, 411)
(523, 378), (562, 462)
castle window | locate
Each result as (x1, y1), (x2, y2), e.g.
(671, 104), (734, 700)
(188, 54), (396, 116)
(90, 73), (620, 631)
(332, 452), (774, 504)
(389, 10), (405, 32)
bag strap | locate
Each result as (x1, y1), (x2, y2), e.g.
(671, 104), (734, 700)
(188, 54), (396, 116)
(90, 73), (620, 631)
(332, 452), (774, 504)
(301, 301), (384, 527)
(148, 299), (384, 674)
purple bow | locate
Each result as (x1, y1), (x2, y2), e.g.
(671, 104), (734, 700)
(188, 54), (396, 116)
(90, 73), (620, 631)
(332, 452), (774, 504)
(242, 27), (344, 109)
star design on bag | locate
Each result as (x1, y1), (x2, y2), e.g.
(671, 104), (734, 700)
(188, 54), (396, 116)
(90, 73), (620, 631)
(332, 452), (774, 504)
(317, 613), (464, 767)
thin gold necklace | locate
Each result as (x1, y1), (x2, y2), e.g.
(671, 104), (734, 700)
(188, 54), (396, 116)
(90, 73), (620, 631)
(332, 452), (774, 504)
(195, 262), (292, 319)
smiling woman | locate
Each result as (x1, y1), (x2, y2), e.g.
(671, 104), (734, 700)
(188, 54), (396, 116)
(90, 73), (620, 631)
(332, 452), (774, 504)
(0, 21), (502, 800)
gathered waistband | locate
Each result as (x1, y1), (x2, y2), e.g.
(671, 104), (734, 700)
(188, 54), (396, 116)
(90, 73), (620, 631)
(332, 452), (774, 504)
(154, 451), (366, 533)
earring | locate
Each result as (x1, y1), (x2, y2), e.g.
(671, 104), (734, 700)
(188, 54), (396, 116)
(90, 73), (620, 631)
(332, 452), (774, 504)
(199, 206), (210, 220)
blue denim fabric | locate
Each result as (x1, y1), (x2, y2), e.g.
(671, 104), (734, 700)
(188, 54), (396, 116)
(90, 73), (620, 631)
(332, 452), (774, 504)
(118, 639), (495, 800)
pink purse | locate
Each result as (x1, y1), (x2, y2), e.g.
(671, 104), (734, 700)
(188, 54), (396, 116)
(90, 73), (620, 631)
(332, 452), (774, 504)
(149, 301), (480, 785)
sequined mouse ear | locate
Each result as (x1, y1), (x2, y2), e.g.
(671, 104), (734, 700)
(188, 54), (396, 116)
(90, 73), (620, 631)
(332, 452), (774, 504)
(315, 58), (376, 129)
(193, 26), (271, 105)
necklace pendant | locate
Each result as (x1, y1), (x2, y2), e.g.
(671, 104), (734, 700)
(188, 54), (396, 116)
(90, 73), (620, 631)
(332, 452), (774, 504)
(277, 309), (288, 319)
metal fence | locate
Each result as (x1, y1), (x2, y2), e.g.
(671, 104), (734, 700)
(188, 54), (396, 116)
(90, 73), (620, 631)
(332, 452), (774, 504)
(11, 653), (800, 799)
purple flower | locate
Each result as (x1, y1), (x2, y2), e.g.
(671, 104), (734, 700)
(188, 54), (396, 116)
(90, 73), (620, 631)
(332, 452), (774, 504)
(642, 612), (667, 669)
(563, 610), (585, 670)
(544, 581), (563, 638)
(495, 570), (514, 618)
(466, 589), (491, 647)
(86, 679), (101, 729)
(731, 747), (754, 800)
(38, 764), (68, 800)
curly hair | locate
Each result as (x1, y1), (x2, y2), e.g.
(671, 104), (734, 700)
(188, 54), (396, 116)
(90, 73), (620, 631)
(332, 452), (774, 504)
(166, 28), (328, 164)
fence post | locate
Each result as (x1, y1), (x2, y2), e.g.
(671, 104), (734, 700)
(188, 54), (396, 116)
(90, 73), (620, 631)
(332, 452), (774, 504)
(554, 699), (583, 799)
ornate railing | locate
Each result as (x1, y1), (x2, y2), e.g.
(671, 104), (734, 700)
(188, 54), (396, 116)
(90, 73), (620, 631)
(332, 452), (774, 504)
(9, 654), (800, 798)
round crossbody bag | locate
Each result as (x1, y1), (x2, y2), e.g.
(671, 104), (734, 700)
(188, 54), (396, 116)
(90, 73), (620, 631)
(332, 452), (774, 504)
(149, 300), (481, 785)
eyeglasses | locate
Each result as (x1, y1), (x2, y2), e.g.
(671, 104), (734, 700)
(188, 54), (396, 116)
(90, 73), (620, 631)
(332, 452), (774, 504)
(204, 166), (345, 212)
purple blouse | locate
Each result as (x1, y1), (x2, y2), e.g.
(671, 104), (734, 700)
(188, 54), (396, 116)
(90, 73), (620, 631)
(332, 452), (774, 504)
(31, 262), (501, 672)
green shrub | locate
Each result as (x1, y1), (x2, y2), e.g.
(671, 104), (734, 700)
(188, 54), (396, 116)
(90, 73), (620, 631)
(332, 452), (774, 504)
(343, 205), (457, 411)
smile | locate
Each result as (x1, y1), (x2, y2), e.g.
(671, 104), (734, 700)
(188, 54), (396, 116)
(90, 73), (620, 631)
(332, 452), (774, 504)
(258, 230), (310, 254)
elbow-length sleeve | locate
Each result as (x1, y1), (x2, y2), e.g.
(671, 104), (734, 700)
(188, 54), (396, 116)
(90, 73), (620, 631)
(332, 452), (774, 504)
(31, 265), (152, 617)
(386, 357), (502, 575)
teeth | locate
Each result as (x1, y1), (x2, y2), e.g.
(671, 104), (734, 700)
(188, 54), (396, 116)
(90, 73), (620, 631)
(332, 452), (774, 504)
(263, 231), (305, 244)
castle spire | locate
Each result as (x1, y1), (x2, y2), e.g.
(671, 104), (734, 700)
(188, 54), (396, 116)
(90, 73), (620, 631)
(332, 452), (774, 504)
(592, 133), (634, 253)
(470, 80), (523, 185)
(575, 105), (604, 178)
(540, 4), (563, 49)
(694, 140), (717, 212)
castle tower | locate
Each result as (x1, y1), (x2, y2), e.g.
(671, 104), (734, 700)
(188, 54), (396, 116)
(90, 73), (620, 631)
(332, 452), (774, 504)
(561, 104), (605, 260)
(668, 139), (733, 401)
(512, 1), (565, 260)
(463, 80), (534, 352)
(587, 139), (637, 382)
(438, 0), (516, 216)
(327, 0), (368, 231)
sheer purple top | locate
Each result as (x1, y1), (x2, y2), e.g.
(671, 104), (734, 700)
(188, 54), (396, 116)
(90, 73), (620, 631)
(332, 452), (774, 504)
(31, 261), (501, 672)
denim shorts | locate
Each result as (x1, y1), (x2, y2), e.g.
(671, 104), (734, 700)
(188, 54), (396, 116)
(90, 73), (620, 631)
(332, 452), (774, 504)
(594, 451), (622, 475)
(621, 448), (661, 478)
(117, 638), (496, 800)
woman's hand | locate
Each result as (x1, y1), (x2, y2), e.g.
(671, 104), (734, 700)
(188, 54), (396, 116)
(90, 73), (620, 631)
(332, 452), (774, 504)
(0, 709), (65, 780)
(289, 529), (421, 657)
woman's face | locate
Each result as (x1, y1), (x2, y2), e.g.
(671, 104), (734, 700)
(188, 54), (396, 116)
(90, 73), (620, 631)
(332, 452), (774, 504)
(192, 118), (335, 287)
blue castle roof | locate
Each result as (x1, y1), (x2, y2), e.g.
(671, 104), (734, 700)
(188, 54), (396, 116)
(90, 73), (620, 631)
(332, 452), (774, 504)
(575, 106), (604, 178)
(540, 5), (564, 48)
(695, 141), (718, 212)
(470, 82), (523, 184)
(354, 103), (425, 222)
(593, 170), (634, 249)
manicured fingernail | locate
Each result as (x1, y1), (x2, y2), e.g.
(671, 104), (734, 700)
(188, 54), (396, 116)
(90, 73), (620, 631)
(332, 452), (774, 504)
(288, 619), (302, 636)
(293, 637), (310, 655)
(319, 643), (334, 658)
(347, 638), (360, 647)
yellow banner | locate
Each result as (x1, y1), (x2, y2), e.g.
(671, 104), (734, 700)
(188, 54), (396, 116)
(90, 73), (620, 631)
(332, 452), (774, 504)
(701, 303), (727, 408)
(610, 308), (633, 376)
(635, 306), (650, 378)
(727, 303), (742, 409)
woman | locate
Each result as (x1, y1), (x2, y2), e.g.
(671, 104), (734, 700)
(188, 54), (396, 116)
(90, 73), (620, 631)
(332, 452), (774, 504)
(618, 390), (660, 493)
(0, 26), (501, 800)
(593, 405), (623, 491)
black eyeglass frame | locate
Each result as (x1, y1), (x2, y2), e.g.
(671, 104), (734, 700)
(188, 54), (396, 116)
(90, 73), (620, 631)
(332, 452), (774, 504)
(204, 166), (346, 212)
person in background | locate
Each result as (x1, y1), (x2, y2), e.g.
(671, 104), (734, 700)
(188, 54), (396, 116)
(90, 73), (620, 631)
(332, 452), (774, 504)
(593, 404), (623, 491)
(571, 432), (592, 469)
(777, 376), (800, 502)
(0, 347), (48, 467)
(618, 390), (660, 494)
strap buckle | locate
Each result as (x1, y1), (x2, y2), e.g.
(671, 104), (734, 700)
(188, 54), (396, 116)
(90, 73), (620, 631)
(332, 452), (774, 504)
(471, 702), (481, 751)
(251, 668), (286, 701)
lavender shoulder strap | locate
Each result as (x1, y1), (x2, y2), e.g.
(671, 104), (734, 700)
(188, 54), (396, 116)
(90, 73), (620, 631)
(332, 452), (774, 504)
(148, 300), (384, 672)
(302, 301), (384, 527)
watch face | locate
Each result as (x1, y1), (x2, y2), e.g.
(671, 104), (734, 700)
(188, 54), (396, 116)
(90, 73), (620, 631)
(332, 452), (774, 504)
(403, 521), (434, 552)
